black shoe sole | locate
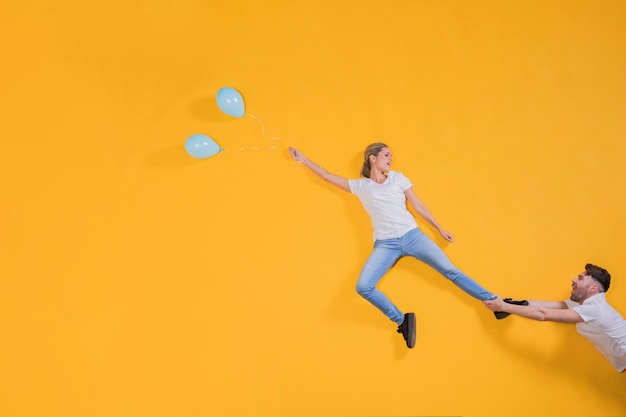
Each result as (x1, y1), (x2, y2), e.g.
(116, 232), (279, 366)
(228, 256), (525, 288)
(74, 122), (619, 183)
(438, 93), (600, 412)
(405, 313), (416, 348)
(494, 311), (510, 320)
(494, 299), (529, 320)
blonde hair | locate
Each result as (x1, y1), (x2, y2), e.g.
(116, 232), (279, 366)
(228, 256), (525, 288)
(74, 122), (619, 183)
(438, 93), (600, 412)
(360, 142), (389, 178)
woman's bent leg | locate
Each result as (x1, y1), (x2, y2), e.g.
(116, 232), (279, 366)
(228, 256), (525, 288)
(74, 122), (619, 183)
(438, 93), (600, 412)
(356, 240), (404, 324)
(402, 229), (494, 301)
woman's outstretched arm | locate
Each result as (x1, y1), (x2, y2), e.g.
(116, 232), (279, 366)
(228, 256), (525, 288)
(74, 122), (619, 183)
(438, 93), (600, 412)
(289, 146), (350, 192)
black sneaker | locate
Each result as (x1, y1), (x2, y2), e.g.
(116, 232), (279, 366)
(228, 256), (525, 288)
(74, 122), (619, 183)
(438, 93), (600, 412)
(397, 312), (416, 348)
(494, 298), (529, 320)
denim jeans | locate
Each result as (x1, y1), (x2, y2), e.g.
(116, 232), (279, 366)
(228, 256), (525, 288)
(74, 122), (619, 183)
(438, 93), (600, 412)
(355, 228), (493, 324)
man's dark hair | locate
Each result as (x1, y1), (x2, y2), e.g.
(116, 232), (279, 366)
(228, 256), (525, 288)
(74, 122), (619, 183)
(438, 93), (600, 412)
(586, 263), (611, 292)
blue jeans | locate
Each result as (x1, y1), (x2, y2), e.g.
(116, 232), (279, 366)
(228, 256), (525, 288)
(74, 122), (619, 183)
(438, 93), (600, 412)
(355, 228), (493, 324)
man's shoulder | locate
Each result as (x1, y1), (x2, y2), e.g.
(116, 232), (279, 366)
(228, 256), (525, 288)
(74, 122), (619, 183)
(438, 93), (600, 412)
(585, 293), (608, 306)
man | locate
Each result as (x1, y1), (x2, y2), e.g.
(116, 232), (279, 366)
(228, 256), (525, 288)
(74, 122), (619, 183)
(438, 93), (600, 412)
(485, 264), (626, 373)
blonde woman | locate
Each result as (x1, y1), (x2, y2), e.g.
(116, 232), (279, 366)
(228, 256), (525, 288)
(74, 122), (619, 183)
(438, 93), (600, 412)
(289, 143), (506, 349)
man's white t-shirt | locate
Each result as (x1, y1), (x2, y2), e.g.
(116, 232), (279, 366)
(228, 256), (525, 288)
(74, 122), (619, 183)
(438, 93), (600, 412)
(348, 171), (418, 241)
(565, 293), (626, 372)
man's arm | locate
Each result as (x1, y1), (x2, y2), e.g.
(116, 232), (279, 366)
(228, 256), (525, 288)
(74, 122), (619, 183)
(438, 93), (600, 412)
(528, 300), (569, 309)
(485, 296), (583, 323)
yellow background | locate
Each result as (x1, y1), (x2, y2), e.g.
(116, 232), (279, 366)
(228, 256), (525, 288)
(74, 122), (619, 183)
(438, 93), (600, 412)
(1, 1), (625, 416)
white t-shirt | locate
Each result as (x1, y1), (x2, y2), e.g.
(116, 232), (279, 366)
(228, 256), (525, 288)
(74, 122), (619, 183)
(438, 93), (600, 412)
(565, 293), (626, 372)
(348, 171), (418, 241)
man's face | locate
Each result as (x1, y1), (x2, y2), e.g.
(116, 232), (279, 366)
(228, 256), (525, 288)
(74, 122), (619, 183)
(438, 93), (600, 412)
(570, 272), (597, 303)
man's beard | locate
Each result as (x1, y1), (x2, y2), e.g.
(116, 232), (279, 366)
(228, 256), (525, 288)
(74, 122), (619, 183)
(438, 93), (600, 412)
(570, 290), (583, 303)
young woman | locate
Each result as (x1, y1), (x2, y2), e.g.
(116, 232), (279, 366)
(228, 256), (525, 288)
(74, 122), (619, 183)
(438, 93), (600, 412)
(289, 143), (500, 349)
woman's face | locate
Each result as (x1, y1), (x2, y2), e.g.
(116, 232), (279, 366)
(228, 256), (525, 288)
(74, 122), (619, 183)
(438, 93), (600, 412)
(371, 147), (392, 172)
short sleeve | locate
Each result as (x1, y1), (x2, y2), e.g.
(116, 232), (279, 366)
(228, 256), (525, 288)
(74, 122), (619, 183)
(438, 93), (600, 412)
(348, 179), (360, 194)
(571, 302), (601, 323)
(395, 172), (413, 191)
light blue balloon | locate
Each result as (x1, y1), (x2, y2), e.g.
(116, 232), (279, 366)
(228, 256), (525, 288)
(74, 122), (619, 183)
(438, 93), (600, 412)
(216, 86), (245, 118)
(184, 134), (222, 159)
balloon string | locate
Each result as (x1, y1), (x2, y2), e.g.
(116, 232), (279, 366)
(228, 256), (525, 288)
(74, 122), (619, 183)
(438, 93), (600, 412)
(221, 144), (281, 153)
(220, 114), (286, 153)
(248, 114), (284, 144)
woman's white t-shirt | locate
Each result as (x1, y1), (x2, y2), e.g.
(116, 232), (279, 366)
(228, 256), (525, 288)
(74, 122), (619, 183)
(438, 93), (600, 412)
(348, 171), (418, 241)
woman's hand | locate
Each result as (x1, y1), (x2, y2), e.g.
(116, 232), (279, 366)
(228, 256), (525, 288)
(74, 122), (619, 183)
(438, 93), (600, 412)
(289, 146), (306, 163)
(439, 229), (454, 243)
